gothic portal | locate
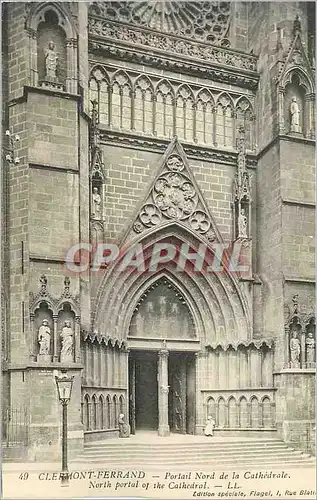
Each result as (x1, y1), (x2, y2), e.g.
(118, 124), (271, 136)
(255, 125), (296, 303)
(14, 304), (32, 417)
(1, 1), (315, 462)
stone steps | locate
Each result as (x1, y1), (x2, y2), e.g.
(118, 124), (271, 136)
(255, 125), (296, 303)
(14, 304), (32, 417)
(73, 436), (316, 468)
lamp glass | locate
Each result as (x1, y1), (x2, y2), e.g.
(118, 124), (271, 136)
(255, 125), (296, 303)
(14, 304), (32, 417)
(55, 375), (74, 402)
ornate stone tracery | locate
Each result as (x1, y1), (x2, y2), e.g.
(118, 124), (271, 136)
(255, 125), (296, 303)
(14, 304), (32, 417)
(89, 66), (256, 151)
(132, 139), (218, 243)
(89, 1), (231, 44)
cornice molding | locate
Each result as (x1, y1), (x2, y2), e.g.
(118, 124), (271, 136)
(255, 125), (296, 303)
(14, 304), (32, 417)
(257, 133), (315, 160)
(99, 128), (258, 168)
(282, 199), (315, 208)
(88, 17), (257, 70)
(8, 85), (81, 107)
(88, 37), (259, 90)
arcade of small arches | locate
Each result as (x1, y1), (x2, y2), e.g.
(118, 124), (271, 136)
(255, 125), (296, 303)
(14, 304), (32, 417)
(89, 68), (255, 150)
(81, 392), (126, 433)
(205, 393), (276, 429)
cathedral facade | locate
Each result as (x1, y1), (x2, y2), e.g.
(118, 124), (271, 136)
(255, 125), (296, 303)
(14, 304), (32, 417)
(1, 1), (315, 461)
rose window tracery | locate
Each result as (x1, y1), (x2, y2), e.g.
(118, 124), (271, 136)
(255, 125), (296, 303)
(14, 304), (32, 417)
(89, 2), (231, 43)
(154, 172), (197, 220)
(132, 150), (217, 242)
(189, 211), (211, 233)
(139, 204), (161, 227)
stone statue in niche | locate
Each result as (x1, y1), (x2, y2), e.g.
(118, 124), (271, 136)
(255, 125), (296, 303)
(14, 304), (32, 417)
(204, 416), (216, 437)
(38, 319), (51, 356)
(118, 413), (130, 438)
(290, 97), (301, 133)
(44, 41), (58, 81)
(238, 207), (248, 238)
(306, 332), (315, 365)
(290, 330), (301, 368)
(92, 187), (101, 219)
(60, 320), (74, 362)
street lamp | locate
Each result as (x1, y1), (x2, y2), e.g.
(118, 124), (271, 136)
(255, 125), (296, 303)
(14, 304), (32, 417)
(55, 371), (74, 487)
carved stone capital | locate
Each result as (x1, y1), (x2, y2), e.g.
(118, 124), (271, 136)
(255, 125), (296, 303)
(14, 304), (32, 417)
(158, 349), (169, 359)
(160, 386), (169, 395)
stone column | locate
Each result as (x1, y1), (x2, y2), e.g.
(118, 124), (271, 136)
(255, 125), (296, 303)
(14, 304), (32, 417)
(122, 348), (130, 416)
(75, 316), (81, 363)
(300, 329), (306, 369)
(53, 315), (58, 362)
(304, 94), (313, 138)
(152, 95), (157, 135)
(278, 86), (285, 134)
(157, 349), (170, 437)
(66, 39), (78, 94)
(108, 85), (113, 127)
(30, 313), (36, 361)
(27, 29), (38, 87)
(195, 351), (206, 435)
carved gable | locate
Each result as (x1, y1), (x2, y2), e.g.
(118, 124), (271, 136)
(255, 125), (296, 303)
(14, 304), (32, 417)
(128, 137), (223, 244)
(277, 17), (314, 91)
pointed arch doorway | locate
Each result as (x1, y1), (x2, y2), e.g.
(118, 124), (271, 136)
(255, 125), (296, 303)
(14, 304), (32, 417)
(127, 278), (200, 436)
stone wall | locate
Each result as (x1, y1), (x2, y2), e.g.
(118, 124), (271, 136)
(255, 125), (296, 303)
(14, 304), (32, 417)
(274, 371), (315, 454)
(28, 93), (78, 169)
(7, 2), (29, 100)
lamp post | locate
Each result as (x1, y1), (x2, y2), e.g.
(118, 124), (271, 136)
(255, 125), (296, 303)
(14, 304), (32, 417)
(55, 371), (74, 487)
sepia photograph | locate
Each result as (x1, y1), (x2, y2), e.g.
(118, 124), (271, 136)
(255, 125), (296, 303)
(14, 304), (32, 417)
(1, 0), (316, 498)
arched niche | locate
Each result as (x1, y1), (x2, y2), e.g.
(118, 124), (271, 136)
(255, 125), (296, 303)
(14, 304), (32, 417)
(91, 170), (104, 222)
(288, 316), (302, 368)
(305, 317), (316, 368)
(234, 193), (250, 240)
(33, 301), (54, 361)
(129, 278), (196, 340)
(57, 303), (75, 363)
(284, 73), (306, 135)
(37, 9), (67, 88)
(279, 68), (315, 139)
(25, 2), (77, 92)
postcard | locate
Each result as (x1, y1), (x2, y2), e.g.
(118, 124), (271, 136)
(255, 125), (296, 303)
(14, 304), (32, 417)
(1, 0), (315, 499)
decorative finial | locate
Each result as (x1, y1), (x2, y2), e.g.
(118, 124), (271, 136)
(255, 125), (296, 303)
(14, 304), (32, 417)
(62, 276), (71, 298)
(276, 26), (283, 53)
(237, 126), (246, 155)
(39, 275), (47, 296)
(292, 294), (299, 315)
(91, 99), (99, 128)
(293, 14), (301, 36)
(90, 99), (100, 150)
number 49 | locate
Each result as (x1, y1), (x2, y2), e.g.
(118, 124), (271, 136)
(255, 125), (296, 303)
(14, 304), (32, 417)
(18, 472), (29, 480)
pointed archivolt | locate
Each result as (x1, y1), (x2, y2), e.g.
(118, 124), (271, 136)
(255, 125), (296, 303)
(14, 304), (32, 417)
(129, 137), (222, 244)
(277, 16), (314, 92)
